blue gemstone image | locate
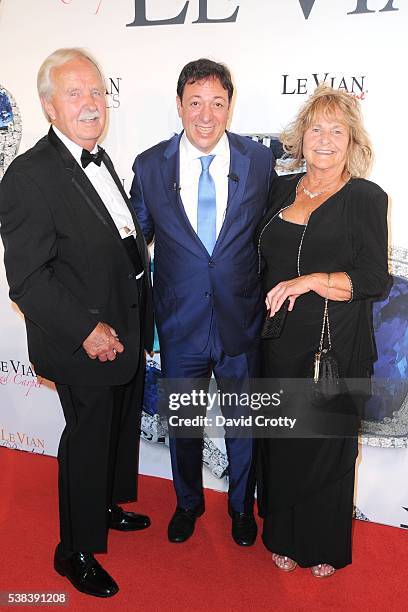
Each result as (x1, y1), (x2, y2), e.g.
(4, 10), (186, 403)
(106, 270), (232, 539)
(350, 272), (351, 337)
(0, 91), (14, 129)
(366, 275), (408, 425)
(143, 360), (163, 417)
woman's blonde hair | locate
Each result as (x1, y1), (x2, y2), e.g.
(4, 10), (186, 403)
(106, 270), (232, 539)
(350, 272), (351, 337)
(278, 85), (373, 178)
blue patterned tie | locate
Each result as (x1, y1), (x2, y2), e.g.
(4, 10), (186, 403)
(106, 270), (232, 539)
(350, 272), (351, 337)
(197, 155), (216, 254)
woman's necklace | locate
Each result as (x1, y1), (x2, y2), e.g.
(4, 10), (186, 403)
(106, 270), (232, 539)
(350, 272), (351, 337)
(303, 184), (325, 199)
(299, 174), (349, 200)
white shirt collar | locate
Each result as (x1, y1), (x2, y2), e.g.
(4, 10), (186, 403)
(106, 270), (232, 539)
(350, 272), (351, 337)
(52, 126), (98, 165)
(180, 131), (229, 162)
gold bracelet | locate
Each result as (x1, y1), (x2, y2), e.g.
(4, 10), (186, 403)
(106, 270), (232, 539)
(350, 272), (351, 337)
(326, 272), (331, 300)
(344, 272), (353, 303)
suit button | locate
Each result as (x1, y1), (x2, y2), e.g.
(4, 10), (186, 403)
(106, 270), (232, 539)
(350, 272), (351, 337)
(128, 273), (134, 279)
(130, 303), (137, 309)
(208, 261), (215, 268)
(205, 292), (211, 298)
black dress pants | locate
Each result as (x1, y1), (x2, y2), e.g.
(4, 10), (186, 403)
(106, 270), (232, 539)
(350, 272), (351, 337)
(56, 362), (145, 553)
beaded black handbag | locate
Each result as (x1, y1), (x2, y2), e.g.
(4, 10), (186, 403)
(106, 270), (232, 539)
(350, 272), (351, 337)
(312, 298), (340, 398)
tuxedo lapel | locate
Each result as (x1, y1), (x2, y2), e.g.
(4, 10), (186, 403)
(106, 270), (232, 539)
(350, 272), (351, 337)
(48, 128), (151, 273)
(48, 128), (120, 240)
(71, 164), (121, 241)
(101, 150), (150, 271)
(101, 149), (131, 211)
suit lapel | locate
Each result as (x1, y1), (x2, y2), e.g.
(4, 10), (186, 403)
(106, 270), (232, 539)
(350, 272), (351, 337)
(226, 132), (250, 209)
(160, 133), (205, 250)
(160, 132), (251, 256)
(213, 133), (250, 252)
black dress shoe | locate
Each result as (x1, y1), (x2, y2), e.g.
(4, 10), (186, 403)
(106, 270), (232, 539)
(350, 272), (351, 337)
(168, 504), (205, 543)
(109, 504), (151, 531)
(230, 511), (257, 546)
(54, 546), (118, 598)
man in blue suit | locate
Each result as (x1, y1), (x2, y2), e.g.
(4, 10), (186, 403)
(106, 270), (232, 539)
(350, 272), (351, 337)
(130, 59), (275, 546)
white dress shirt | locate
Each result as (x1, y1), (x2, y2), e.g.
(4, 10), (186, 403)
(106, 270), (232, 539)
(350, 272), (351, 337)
(178, 132), (230, 237)
(52, 127), (136, 239)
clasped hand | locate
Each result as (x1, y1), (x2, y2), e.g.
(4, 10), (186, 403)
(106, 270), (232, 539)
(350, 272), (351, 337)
(265, 275), (312, 316)
(82, 322), (124, 362)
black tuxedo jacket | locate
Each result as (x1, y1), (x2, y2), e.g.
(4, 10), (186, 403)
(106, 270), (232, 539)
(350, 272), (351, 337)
(0, 128), (153, 386)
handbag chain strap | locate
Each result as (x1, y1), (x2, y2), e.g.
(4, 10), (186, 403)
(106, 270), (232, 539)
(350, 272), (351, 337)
(318, 298), (332, 353)
(294, 181), (332, 357)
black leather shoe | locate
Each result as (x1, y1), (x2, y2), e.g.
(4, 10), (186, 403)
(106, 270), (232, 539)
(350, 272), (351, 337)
(109, 504), (151, 531)
(54, 546), (119, 598)
(168, 504), (205, 543)
(230, 511), (257, 546)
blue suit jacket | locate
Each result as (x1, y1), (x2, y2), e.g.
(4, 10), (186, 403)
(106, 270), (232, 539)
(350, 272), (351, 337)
(130, 131), (275, 356)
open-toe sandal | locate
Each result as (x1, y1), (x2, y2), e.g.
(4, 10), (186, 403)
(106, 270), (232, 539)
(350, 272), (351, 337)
(272, 553), (297, 572)
(311, 564), (336, 578)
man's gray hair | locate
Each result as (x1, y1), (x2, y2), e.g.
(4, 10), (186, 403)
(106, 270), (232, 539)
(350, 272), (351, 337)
(37, 48), (105, 120)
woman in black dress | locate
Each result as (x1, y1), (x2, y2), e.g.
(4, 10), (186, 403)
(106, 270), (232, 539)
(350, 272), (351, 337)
(257, 86), (389, 577)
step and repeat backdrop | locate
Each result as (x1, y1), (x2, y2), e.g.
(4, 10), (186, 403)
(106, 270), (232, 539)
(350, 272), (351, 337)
(0, 0), (407, 529)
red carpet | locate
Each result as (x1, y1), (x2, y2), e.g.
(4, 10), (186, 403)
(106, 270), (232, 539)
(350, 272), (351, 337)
(0, 447), (406, 611)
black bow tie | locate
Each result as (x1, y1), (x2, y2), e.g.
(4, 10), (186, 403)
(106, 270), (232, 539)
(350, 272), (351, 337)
(81, 147), (104, 169)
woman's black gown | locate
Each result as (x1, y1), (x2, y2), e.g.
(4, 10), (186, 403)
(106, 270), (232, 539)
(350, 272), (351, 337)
(257, 174), (389, 569)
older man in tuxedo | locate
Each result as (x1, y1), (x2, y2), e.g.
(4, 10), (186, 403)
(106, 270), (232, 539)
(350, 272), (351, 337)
(131, 58), (275, 547)
(0, 48), (153, 598)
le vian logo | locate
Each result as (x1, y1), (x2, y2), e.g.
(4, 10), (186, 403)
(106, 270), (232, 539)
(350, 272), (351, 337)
(125, 0), (399, 26)
(282, 73), (367, 99)
(0, 427), (45, 452)
(106, 77), (121, 110)
(0, 359), (43, 397)
(59, 1), (400, 24)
